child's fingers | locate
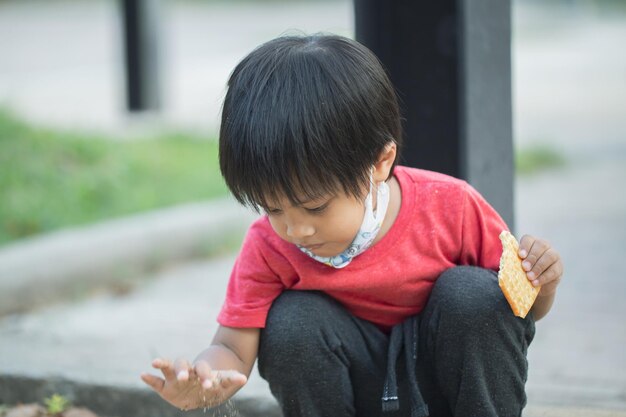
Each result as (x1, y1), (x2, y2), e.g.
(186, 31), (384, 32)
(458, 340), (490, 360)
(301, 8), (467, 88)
(526, 247), (559, 284)
(518, 234), (536, 259)
(195, 361), (225, 390)
(152, 358), (176, 380)
(531, 257), (564, 288)
(140, 373), (165, 393)
(194, 363), (246, 391)
(174, 358), (193, 381)
(194, 360), (214, 388)
(213, 370), (247, 389)
(520, 237), (550, 272)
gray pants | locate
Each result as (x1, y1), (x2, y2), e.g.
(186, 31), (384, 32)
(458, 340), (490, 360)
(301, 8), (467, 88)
(258, 266), (536, 417)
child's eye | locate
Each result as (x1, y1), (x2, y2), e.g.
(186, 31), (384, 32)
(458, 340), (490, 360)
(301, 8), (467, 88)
(305, 204), (329, 214)
(266, 208), (283, 215)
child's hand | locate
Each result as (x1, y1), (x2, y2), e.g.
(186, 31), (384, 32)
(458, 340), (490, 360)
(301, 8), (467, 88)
(518, 234), (563, 297)
(141, 357), (247, 410)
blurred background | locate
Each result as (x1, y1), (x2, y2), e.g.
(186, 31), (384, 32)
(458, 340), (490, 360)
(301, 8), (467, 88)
(1, 0), (624, 244)
(0, 0), (625, 415)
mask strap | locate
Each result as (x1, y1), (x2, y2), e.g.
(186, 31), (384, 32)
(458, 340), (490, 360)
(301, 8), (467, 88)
(369, 166), (383, 211)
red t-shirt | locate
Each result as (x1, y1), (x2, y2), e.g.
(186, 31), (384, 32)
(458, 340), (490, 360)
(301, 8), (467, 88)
(218, 166), (508, 331)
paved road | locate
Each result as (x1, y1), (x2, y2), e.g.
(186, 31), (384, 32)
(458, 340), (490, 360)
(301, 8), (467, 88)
(0, 0), (354, 134)
(517, 157), (626, 410)
(511, 3), (626, 409)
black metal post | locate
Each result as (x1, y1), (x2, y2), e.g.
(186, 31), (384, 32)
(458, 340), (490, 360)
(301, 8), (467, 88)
(354, 0), (514, 229)
(121, 0), (162, 112)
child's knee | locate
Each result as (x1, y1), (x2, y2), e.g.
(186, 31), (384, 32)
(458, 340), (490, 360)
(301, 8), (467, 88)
(259, 291), (336, 366)
(424, 266), (535, 358)
(431, 266), (514, 326)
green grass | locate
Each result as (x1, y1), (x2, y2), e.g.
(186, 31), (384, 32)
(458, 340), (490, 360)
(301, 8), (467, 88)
(515, 144), (566, 176)
(0, 107), (568, 246)
(0, 109), (228, 246)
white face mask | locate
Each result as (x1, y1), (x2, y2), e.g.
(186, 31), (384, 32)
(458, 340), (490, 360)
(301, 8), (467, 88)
(298, 171), (391, 268)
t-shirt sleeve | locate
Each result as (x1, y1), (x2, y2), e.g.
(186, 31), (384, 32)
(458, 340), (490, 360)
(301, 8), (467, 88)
(459, 183), (508, 271)
(217, 223), (285, 328)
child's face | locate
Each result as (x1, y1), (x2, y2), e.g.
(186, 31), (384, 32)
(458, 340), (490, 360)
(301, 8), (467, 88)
(265, 191), (367, 257)
(264, 142), (397, 256)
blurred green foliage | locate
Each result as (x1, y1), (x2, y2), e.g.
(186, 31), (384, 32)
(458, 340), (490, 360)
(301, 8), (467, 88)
(515, 144), (566, 176)
(0, 108), (567, 247)
(0, 109), (227, 246)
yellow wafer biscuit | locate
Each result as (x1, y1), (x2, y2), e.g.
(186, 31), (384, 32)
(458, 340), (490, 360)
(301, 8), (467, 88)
(498, 230), (540, 318)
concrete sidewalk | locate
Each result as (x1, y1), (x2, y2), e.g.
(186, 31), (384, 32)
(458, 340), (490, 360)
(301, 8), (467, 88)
(0, 198), (257, 316)
(517, 157), (626, 412)
(0, 256), (281, 417)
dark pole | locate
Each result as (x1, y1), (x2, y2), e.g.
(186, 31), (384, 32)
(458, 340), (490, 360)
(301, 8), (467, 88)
(354, 0), (514, 230)
(459, 0), (514, 230)
(121, 0), (162, 112)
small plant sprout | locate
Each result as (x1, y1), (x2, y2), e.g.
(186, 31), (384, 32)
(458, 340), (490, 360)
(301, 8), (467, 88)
(44, 394), (71, 415)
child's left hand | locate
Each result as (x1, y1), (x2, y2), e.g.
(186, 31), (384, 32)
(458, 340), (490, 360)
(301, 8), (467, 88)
(518, 234), (563, 297)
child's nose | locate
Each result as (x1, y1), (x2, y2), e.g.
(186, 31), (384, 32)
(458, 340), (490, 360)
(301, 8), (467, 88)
(286, 221), (315, 240)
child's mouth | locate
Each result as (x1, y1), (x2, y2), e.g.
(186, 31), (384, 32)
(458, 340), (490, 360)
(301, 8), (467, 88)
(302, 243), (324, 251)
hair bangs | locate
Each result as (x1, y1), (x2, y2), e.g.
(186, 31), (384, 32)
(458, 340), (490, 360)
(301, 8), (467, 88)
(221, 95), (367, 212)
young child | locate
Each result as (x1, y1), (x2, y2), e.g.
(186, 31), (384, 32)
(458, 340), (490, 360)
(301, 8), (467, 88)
(141, 34), (563, 417)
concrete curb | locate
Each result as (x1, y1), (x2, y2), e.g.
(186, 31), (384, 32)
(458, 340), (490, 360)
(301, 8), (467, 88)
(0, 198), (258, 316)
(2, 374), (625, 417)
(0, 374), (281, 417)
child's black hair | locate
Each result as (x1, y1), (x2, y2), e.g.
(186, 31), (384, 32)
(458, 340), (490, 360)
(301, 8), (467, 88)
(219, 33), (402, 212)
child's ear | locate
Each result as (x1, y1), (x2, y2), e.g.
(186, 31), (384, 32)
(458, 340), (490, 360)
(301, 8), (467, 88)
(373, 142), (397, 182)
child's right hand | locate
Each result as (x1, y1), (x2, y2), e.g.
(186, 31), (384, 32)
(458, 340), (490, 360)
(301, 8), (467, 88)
(141, 357), (247, 410)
